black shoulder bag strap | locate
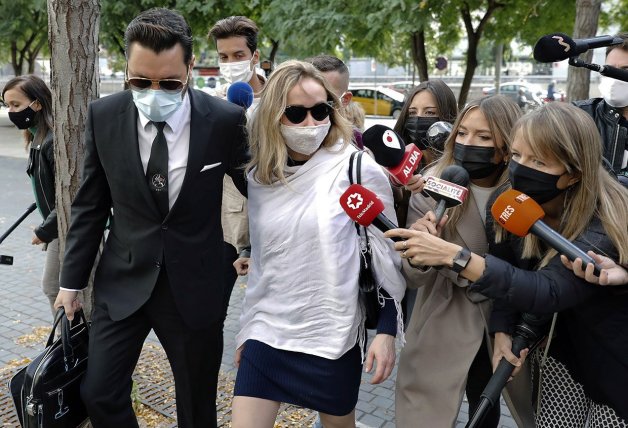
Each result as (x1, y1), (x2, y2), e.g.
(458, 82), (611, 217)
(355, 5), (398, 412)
(349, 151), (377, 294)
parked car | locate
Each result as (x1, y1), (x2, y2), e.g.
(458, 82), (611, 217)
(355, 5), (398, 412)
(482, 82), (545, 108)
(383, 81), (417, 96)
(349, 86), (405, 118)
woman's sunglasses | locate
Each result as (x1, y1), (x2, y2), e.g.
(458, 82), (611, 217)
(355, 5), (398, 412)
(125, 67), (189, 93)
(284, 102), (333, 124)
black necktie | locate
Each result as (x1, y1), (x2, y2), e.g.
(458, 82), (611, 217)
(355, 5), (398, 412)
(146, 121), (169, 218)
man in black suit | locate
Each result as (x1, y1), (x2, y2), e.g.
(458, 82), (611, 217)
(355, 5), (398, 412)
(54, 8), (248, 428)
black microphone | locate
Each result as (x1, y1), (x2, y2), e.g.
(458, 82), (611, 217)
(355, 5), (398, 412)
(226, 81), (254, 109)
(467, 313), (552, 428)
(569, 57), (628, 82)
(533, 33), (625, 63)
(423, 165), (470, 223)
(426, 121), (453, 153)
(362, 125), (423, 185)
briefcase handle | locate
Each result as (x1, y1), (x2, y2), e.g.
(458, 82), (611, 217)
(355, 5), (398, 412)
(47, 308), (89, 371)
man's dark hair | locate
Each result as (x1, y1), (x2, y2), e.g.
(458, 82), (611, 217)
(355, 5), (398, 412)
(606, 32), (628, 57)
(124, 8), (193, 65)
(305, 55), (349, 77)
(208, 16), (258, 54)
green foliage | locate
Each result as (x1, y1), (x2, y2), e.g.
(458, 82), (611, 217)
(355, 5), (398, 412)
(600, 0), (628, 32)
(0, 0), (48, 75)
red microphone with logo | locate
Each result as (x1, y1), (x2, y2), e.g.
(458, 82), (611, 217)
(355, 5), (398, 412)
(362, 125), (423, 185)
(423, 165), (470, 223)
(339, 184), (403, 241)
(491, 189), (601, 274)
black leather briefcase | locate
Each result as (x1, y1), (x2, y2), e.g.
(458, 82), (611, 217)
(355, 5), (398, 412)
(9, 308), (90, 427)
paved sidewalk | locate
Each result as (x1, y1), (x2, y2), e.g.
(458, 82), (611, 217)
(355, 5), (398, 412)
(0, 109), (518, 427)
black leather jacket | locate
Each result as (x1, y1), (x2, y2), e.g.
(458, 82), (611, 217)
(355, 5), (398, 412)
(27, 131), (57, 243)
(573, 97), (627, 179)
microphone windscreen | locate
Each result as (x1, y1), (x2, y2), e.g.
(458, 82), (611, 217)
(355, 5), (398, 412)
(227, 82), (254, 109)
(441, 165), (471, 187)
(426, 121), (452, 152)
(491, 189), (545, 237)
(533, 33), (576, 63)
(362, 125), (405, 167)
(339, 184), (385, 227)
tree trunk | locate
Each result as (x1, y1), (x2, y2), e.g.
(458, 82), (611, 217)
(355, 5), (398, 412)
(48, 0), (100, 256)
(459, 34), (479, 109)
(494, 42), (503, 94)
(457, 0), (502, 109)
(411, 30), (429, 82)
(566, 0), (602, 101)
(10, 41), (23, 76)
(269, 39), (280, 65)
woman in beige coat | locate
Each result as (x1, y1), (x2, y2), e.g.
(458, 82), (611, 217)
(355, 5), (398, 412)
(395, 95), (533, 428)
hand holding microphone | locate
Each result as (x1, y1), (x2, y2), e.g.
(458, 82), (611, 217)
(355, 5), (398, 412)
(491, 189), (602, 275)
(561, 251), (628, 286)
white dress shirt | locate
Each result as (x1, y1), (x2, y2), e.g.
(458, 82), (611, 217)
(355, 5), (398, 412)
(137, 93), (191, 209)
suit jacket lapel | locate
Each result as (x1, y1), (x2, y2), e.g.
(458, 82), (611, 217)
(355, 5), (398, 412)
(166, 89), (213, 220)
(118, 95), (161, 218)
(455, 190), (489, 255)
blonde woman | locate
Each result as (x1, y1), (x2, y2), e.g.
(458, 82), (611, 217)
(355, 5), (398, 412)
(393, 95), (534, 428)
(231, 60), (405, 428)
(387, 102), (628, 426)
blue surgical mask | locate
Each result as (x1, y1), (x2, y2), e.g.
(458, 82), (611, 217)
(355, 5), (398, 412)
(131, 89), (184, 122)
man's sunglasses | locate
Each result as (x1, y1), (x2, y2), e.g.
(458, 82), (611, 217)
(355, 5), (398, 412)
(125, 67), (189, 93)
(284, 102), (333, 124)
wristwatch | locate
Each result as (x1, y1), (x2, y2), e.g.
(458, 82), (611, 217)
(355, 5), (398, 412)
(451, 247), (472, 274)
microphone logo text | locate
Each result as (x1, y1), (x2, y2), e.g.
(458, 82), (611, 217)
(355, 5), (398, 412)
(402, 150), (421, 178)
(552, 35), (571, 53)
(498, 205), (515, 225)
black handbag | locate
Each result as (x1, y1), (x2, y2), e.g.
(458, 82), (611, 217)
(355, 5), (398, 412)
(9, 308), (90, 428)
(348, 151), (380, 329)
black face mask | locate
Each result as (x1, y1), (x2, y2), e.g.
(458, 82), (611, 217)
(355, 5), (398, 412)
(453, 142), (504, 179)
(404, 116), (439, 149)
(508, 160), (567, 204)
(8, 105), (37, 130)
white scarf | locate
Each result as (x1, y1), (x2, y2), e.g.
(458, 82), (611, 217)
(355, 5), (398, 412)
(237, 141), (405, 359)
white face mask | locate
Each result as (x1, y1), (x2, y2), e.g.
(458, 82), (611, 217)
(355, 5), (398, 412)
(599, 76), (628, 108)
(281, 122), (331, 156)
(219, 58), (254, 84)
(131, 89), (184, 122)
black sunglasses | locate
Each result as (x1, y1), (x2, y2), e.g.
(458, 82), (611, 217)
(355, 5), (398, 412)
(125, 66), (189, 93)
(284, 102), (333, 124)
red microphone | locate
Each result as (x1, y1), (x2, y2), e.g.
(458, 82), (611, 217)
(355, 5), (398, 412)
(423, 165), (470, 223)
(491, 189), (601, 274)
(362, 125), (423, 185)
(339, 184), (402, 241)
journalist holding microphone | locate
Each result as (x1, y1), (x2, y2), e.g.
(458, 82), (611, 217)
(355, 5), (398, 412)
(386, 102), (628, 426)
(394, 95), (533, 428)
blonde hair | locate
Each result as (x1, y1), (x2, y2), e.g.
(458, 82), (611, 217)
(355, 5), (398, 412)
(422, 95), (522, 230)
(498, 102), (628, 265)
(246, 60), (353, 185)
(344, 101), (365, 131)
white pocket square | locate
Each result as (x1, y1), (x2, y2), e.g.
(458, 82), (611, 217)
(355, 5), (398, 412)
(200, 162), (221, 172)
